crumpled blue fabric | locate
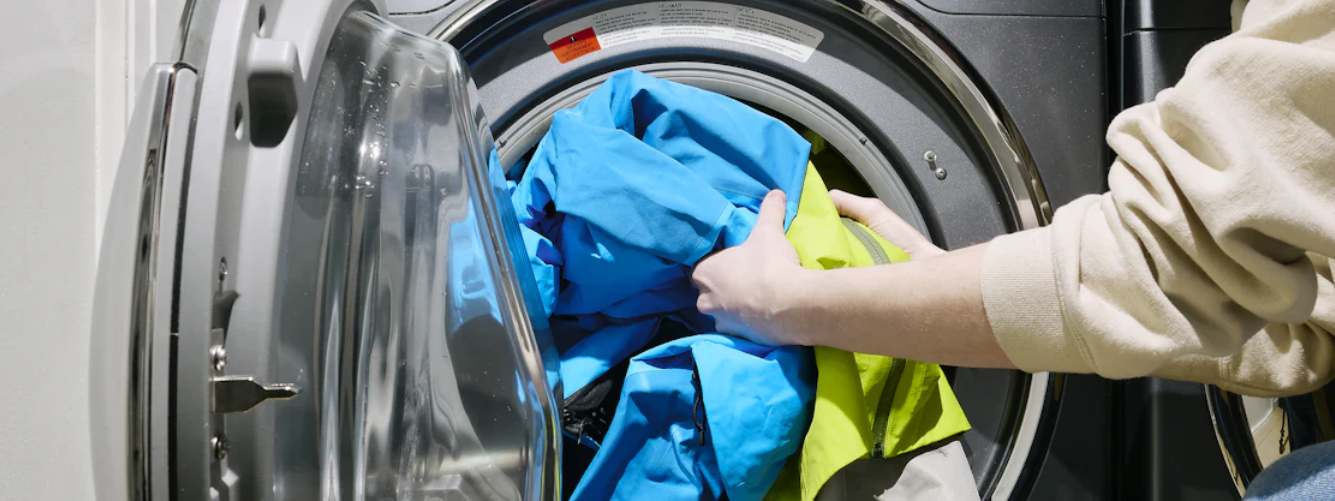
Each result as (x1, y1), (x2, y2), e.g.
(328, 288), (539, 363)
(570, 335), (815, 501)
(508, 70), (814, 501)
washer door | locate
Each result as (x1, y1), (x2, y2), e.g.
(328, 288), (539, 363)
(432, 1), (1057, 499)
(88, 1), (560, 500)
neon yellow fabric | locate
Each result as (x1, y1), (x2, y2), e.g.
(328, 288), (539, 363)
(766, 164), (972, 501)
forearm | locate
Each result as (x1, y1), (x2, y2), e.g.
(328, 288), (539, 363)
(782, 244), (1017, 369)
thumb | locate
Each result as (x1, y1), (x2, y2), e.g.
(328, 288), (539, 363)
(755, 190), (788, 233)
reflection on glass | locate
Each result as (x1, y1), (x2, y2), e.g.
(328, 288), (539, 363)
(268, 8), (557, 501)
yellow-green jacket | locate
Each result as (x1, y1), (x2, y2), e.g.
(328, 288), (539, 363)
(766, 165), (972, 501)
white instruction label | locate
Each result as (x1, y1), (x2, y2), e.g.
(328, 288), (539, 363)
(543, 2), (825, 64)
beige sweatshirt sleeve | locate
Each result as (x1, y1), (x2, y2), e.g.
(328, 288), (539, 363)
(980, 0), (1335, 397)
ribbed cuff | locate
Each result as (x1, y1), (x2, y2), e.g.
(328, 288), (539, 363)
(980, 228), (1093, 374)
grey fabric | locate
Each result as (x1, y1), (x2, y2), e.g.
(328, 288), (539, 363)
(815, 439), (980, 501)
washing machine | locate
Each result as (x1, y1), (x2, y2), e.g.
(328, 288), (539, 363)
(88, 0), (1123, 499)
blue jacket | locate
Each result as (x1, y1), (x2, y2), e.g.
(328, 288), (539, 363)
(509, 70), (813, 501)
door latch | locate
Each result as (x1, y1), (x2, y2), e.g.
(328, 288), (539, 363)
(212, 376), (301, 414)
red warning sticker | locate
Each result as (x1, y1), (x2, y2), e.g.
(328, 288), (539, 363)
(548, 27), (602, 64)
(543, 2), (824, 65)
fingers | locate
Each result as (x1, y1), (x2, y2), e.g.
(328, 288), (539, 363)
(830, 190), (913, 230)
(829, 190), (886, 224)
(690, 253), (717, 290)
(755, 190), (788, 233)
(694, 289), (716, 316)
(829, 190), (941, 257)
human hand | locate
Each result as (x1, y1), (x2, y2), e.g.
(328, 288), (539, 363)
(692, 190), (809, 346)
(829, 190), (943, 259)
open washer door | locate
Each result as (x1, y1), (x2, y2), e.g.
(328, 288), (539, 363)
(430, 1), (1060, 500)
(89, 1), (561, 500)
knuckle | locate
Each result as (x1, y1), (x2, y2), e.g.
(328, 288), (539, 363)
(695, 253), (721, 272)
(691, 274), (713, 293)
(696, 296), (715, 314)
(691, 261), (709, 278)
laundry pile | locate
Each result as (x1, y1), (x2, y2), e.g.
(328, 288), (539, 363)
(507, 70), (971, 501)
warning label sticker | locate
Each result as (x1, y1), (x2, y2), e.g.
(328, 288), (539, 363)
(542, 2), (825, 64)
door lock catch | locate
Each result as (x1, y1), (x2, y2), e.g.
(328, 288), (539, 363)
(212, 376), (301, 413)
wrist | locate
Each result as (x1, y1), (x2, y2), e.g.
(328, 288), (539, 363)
(771, 267), (822, 346)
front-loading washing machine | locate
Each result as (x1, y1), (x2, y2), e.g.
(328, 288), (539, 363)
(88, 0), (1126, 499)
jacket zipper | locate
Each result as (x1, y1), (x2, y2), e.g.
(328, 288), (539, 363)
(871, 358), (906, 457)
(841, 217), (906, 458)
(841, 218), (891, 266)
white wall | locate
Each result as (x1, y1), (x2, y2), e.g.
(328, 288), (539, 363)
(0, 0), (181, 498)
(0, 1), (98, 498)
